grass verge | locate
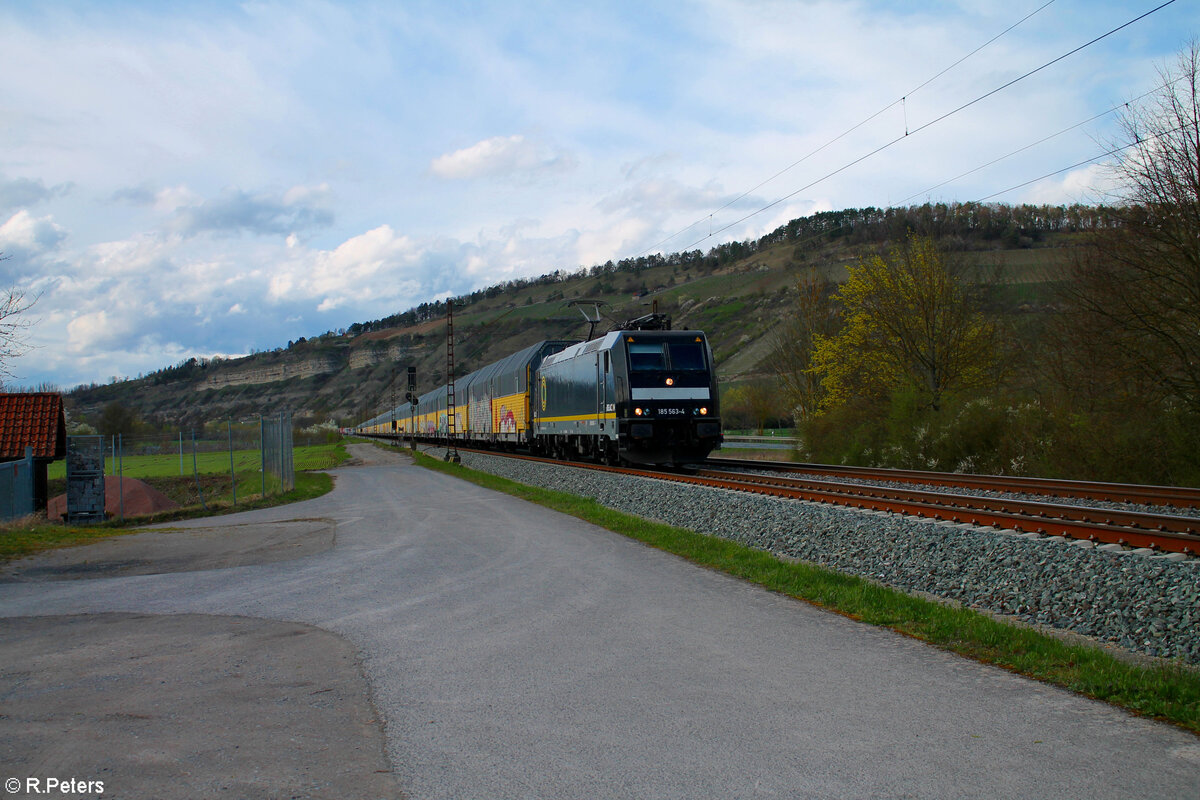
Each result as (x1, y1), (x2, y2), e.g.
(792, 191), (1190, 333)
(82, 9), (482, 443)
(3, 444), (347, 564)
(413, 451), (1200, 735)
(47, 442), (349, 480)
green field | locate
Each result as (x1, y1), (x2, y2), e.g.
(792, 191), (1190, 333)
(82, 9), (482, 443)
(2, 471), (335, 562)
(47, 443), (347, 480)
(3, 442), (351, 560)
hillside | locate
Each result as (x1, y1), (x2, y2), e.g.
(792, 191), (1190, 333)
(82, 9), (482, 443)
(66, 203), (1081, 429)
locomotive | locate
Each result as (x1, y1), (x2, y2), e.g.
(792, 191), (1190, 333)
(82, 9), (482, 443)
(355, 315), (722, 467)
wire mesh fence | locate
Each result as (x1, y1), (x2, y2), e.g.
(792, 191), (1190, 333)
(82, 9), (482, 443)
(260, 411), (295, 494)
(53, 413), (337, 521)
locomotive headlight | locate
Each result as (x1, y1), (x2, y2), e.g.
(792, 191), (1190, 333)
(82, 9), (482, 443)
(635, 407), (643, 416)
(665, 377), (674, 386)
(700, 407), (708, 415)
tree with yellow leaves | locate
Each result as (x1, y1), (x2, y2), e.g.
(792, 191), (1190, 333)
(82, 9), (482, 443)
(810, 235), (996, 412)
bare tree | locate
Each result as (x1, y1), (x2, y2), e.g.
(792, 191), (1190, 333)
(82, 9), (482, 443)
(0, 254), (38, 382)
(1067, 42), (1200, 411)
(744, 376), (786, 434)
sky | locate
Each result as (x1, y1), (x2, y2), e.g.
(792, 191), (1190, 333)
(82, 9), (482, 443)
(0, 0), (1195, 389)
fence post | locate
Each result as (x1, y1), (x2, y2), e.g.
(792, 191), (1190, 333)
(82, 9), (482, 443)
(260, 415), (266, 498)
(118, 433), (124, 522)
(229, 420), (237, 507)
(282, 410), (293, 492)
(25, 448), (32, 516)
(191, 430), (208, 511)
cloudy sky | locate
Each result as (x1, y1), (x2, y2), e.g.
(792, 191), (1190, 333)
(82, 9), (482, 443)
(0, 0), (1194, 389)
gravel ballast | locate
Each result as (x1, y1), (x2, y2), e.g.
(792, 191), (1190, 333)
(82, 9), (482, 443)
(454, 450), (1200, 666)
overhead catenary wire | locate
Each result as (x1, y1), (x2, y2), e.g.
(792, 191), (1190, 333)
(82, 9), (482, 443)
(664, 0), (1179, 257)
(973, 118), (1189, 203)
(905, 0), (1178, 140)
(899, 105), (1131, 204)
(898, 76), (1185, 205)
(748, 115), (1188, 262)
(634, 0), (1059, 259)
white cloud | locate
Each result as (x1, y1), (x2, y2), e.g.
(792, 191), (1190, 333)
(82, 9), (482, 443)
(66, 310), (133, 353)
(1025, 164), (1118, 205)
(282, 182), (331, 206)
(0, 0), (1185, 390)
(266, 224), (429, 313)
(747, 200), (834, 242)
(168, 184), (334, 237)
(0, 211), (67, 258)
(576, 218), (655, 267)
(85, 234), (173, 277)
(430, 135), (575, 180)
(155, 185), (202, 213)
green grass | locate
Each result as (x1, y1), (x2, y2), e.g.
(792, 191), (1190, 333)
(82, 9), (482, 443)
(1, 471), (334, 563)
(710, 447), (797, 461)
(7, 442), (350, 563)
(413, 452), (1200, 735)
(47, 442), (348, 480)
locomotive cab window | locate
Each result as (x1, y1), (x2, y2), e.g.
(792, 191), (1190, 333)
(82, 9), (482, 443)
(628, 339), (708, 372)
(667, 342), (706, 371)
(628, 342), (667, 371)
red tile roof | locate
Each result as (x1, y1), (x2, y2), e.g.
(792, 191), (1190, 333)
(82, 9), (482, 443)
(0, 393), (67, 460)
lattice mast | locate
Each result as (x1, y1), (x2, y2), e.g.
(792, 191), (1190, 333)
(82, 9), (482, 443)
(445, 299), (461, 463)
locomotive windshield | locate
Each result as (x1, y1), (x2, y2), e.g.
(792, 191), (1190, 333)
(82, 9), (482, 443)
(627, 339), (708, 372)
(667, 341), (706, 371)
(628, 342), (667, 371)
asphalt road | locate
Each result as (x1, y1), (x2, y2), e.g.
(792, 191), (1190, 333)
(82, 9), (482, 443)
(1, 443), (1198, 799)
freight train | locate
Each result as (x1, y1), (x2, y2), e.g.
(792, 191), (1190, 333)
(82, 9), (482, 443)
(355, 316), (722, 467)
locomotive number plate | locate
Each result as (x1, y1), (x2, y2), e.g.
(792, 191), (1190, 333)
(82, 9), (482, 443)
(660, 408), (687, 415)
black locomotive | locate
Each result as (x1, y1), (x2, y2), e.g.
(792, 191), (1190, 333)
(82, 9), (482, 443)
(356, 315), (722, 467)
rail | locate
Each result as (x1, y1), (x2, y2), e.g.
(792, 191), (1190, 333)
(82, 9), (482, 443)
(416, 444), (1200, 555)
(706, 457), (1200, 509)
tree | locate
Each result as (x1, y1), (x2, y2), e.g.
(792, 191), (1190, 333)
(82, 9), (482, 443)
(1064, 42), (1200, 412)
(721, 378), (789, 433)
(98, 402), (139, 437)
(810, 235), (997, 411)
(744, 377), (787, 434)
(0, 253), (38, 381)
(771, 269), (838, 420)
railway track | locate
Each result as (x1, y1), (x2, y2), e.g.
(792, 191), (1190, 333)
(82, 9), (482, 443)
(694, 465), (1200, 555)
(440, 445), (1200, 555)
(708, 456), (1200, 509)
